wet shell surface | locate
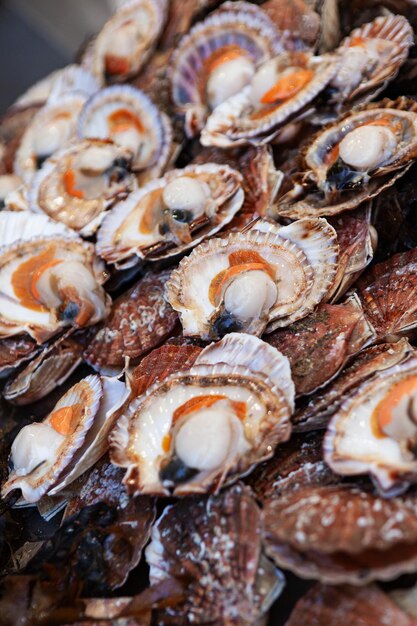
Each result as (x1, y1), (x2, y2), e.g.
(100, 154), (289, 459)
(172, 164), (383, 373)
(77, 85), (173, 179)
(145, 484), (284, 625)
(84, 269), (178, 374)
(96, 163), (244, 267)
(166, 218), (338, 339)
(324, 353), (417, 496)
(0, 334), (39, 379)
(29, 140), (136, 235)
(201, 51), (339, 147)
(83, 0), (167, 83)
(170, 0), (284, 137)
(2, 375), (128, 502)
(109, 334), (293, 496)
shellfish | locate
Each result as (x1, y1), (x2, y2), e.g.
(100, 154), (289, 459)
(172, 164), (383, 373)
(29, 140), (136, 235)
(2, 375), (129, 503)
(166, 217), (338, 339)
(110, 333), (293, 496)
(96, 163), (244, 267)
(77, 85), (173, 182)
(170, 0), (284, 137)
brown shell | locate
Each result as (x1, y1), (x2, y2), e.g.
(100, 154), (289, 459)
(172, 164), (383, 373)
(285, 584), (417, 626)
(0, 334), (39, 377)
(356, 248), (417, 341)
(130, 342), (203, 396)
(265, 296), (374, 395)
(146, 484), (283, 625)
(293, 338), (413, 432)
(84, 269), (178, 373)
(0, 103), (43, 173)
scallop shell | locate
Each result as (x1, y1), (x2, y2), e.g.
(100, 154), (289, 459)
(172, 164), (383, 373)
(84, 269), (178, 374)
(77, 85), (173, 180)
(170, 1), (284, 137)
(145, 484), (284, 625)
(166, 218), (338, 340)
(109, 334), (293, 496)
(0, 334), (39, 379)
(356, 248), (417, 341)
(266, 295), (375, 396)
(324, 353), (417, 496)
(96, 163), (244, 267)
(201, 51), (339, 147)
(82, 0), (167, 84)
(29, 140), (136, 235)
(0, 210), (76, 247)
(3, 335), (83, 405)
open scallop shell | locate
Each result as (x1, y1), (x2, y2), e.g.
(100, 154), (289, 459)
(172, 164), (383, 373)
(145, 484), (284, 625)
(82, 0), (167, 84)
(29, 140), (136, 235)
(201, 51), (339, 147)
(77, 85), (173, 181)
(0, 334), (39, 379)
(166, 218), (338, 340)
(170, 0), (284, 137)
(109, 334), (293, 496)
(0, 210), (76, 246)
(324, 353), (417, 496)
(96, 163), (244, 268)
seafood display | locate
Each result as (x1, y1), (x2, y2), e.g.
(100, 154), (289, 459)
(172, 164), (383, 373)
(4, 1), (417, 625)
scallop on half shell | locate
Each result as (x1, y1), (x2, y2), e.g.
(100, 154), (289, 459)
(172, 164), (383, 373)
(201, 51), (339, 147)
(109, 333), (294, 496)
(324, 352), (417, 496)
(170, 0), (284, 137)
(2, 374), (129, 503)
(96, 163), (244, 268)
(29, 139), (136, 236)
(0, 211), (110, 343)
(166, 217), (338, 339)
(82, 0), (168, 84)
(77, 85), (173, 182)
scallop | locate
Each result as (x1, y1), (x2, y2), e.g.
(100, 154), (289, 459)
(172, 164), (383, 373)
(170, 0), (284, 137)
(29, 140), (136, 235)
(2, 374), (129, 503)
(96, 163), (244, 267)
(109, 333), (293, 496)
(165, 218), (338, 339)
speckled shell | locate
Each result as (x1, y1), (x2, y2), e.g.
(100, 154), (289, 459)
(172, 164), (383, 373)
(29, 140), (136, 235)
(145, 484), (285, 625)
(0, 335), (39, 379)
(170, 1), (285, 137)
(201, 51), (339, 147)
(96, 163), (244, 267)
(166, 218), (338, 339)
(84, 269), (178, 374)
(77, 85), (173, 180)
(324, 353), (417, 496)
(82, 0), (168, 83)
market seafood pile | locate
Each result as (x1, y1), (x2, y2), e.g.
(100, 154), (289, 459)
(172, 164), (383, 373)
(3, 1), (417, 624)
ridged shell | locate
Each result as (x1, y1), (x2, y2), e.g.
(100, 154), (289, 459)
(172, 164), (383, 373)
(77, 85), (173, 180)
(293, 339), (413, 432)
(96, 163), (244, 267)
(29, 140), (136, 235)
(82, 0), (167, 83)
(110, 336), (292, 496)
(324, 353), (417, 495)
(0, 210), (77, 249)
(170, 1), (284, 137)
(285, 585), (417, 626)
(84, 269), (178, 374)
(145, 484), (284, 625)
(201, 52), (339, 147)
(356, 248), (417, 341)
(266, 295), (375, 396)
(0, 334), (39, 379)
(166, 219), (338, 340)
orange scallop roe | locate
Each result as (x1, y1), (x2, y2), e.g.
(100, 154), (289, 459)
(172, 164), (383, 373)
(205, 45), (247, 74)
(260, 68), (314, 104)
(371, 375), (417, 438)
(138, 189), (163, 234)
(63, 169), (84, 199)
(105, 55), (130, 76)
(12, 246), (63, 312)
(173, 394), (247, 424)
(50, 404), (82, 435)
(162, 433), (172, 453)
(108, 108), (145, 134)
